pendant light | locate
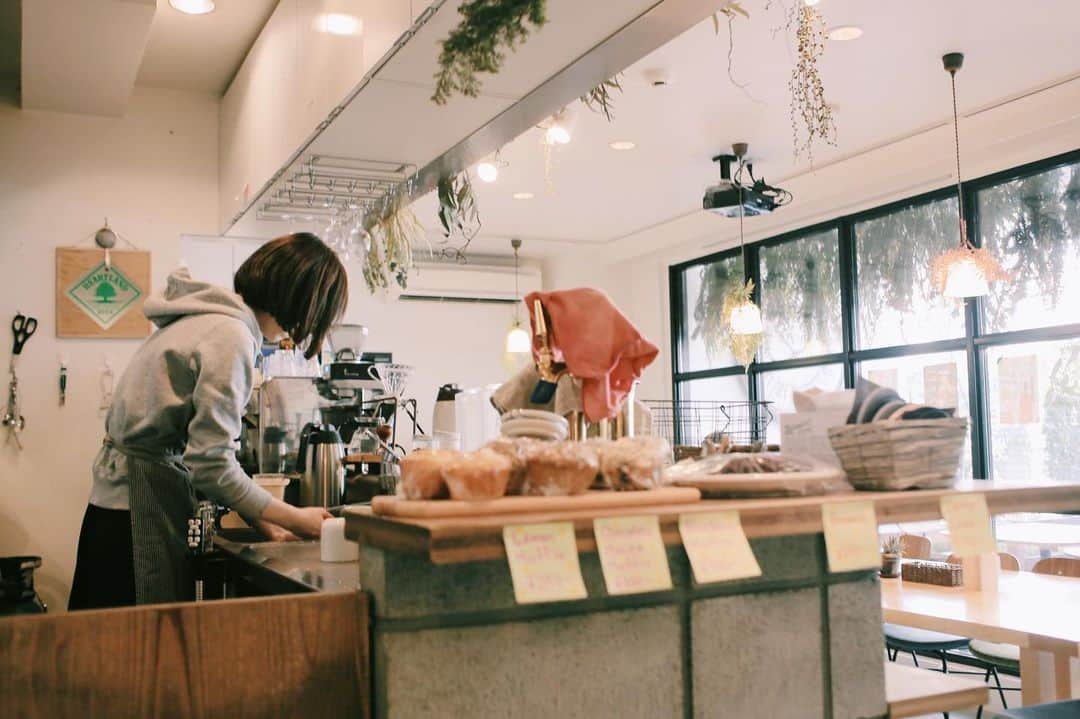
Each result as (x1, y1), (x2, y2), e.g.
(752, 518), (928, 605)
(931, 52), (1007, 298)
(506, 239), (532, 353)
(729, 147), (762, 336)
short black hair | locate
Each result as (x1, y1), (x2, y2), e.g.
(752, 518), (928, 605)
(234, 233), (348, 359)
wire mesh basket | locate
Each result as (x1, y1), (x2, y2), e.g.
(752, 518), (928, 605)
(643, 400), (774, 456)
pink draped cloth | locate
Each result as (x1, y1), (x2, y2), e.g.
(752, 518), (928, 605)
(525, 288), (659, 421)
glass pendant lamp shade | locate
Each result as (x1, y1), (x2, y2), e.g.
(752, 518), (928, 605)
(729, 301), (763, 335)
(942, 256), (990, 298)
(932, 51), (1006, 299)
(505, 323), (532, 353)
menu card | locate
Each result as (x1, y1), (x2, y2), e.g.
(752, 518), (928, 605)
(678, 511), (762, 584)
(593, 515), (672, 595)
(940, 494), (996, 556)
(821, 501), (881, 572)
(503, 522), (588, 604)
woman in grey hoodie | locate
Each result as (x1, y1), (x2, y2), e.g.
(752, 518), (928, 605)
(69, 233), (348, 609)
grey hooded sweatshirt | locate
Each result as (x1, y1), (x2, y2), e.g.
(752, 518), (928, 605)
(89, 269), (273, 519)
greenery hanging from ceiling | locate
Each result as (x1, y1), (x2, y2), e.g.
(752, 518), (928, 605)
(363, 195), (425, 293)
(692, 255), (744, 362)
(787, 2), (836, 161)
(580, 75), (623, 122)
(432, 0), (548, 105)
(435, 171), (481, 262)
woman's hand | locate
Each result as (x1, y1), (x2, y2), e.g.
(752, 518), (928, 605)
(260, 499), (331, 539)
(287, 506), (333, 538)
(253, 518), (300, 542)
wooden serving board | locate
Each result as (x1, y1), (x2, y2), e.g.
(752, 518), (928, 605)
(371, 487), (701, 519)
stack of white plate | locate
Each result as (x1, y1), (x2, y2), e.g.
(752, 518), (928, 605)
(500, 409), (568, 441)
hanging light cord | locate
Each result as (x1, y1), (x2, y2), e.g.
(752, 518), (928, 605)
(949, 69), (969, 247)
(512, 239), (522, 324)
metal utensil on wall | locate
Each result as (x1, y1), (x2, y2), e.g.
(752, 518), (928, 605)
(4, 312), (37, 449)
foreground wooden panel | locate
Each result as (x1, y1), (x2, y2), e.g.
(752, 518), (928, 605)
(0, 592), (370, 719)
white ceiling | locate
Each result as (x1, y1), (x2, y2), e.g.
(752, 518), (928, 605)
(136, 0), (276, 94)
(408, 0), (1080, 255)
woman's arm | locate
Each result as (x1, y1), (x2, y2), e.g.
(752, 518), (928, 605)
(259, 499), (331, 538)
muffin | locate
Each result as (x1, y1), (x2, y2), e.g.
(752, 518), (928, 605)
(594, 436), (672, 491)
(520, 442), (599, 496)
(483, 438), (535, 495)
(442, 448), (514, 501)
(398, 449), (458, 499)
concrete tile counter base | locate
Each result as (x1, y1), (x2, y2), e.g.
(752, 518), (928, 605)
(361, 534), (888, 719)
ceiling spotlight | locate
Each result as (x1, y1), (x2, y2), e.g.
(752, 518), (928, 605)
(609, 140), (636, 151)
(513, 192), (535, 200)
(803, 0), (821, 6)
(476, 152), (506, 183)
(320, 13), (362, 36)
(477, 162), (499, 183)
(169, 0), (216, 14)
(828, 25), (863, 41)
(541, 106), (574, 145)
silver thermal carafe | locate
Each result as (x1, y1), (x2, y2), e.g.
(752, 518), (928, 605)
(296, 423), (345, 507)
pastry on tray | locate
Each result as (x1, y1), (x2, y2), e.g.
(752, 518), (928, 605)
(483, 437), (538, 495)
(520, 441), (599, 496)
(593, 436), (672, 491)
(398, 449), (458, 499)
(442, 447), (514, 501)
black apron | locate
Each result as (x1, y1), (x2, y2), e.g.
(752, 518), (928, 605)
(110, 437), (197, 605)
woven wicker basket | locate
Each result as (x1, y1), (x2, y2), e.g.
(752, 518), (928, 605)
(827, 418), (968, 491)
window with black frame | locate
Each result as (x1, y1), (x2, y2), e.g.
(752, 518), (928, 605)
(669, 150), (1080, 487)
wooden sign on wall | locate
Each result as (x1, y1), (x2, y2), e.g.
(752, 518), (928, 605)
(56, 248), (152, 338)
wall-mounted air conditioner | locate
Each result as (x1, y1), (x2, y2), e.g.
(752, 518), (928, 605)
(400, 260), (542, 304)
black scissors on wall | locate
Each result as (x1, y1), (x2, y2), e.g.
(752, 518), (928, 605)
(11, 312), (37, 356)
(5, 312), (37, 449)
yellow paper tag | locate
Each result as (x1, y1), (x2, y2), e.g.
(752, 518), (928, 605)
(940, 494), (996, 557)
(503, 522), (588, 604)
(821, 501), (881, 572)
(678, 511), (762, 584)
(593, 515), (673, 595)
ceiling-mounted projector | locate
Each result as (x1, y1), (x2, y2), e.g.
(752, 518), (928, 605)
(702, 143), (792, 218)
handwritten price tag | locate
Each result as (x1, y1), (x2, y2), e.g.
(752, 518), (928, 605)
(821, 501), (881, 572)
(940, 494), (995, 556)
(503, 522), (587, 604)
(678, 511), (761, 584)
(593, 515), (672, 595)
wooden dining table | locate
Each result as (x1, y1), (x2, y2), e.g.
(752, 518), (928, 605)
(881, 571), (1080, 705)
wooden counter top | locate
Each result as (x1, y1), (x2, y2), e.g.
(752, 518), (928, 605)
(343, 481), (1080, 564)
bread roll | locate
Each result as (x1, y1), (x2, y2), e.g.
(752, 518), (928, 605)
(442, 448), (513, 501)
(520, 442), (599, 496)
(595, 436), (671, 490)
(398, 449), (457, 499)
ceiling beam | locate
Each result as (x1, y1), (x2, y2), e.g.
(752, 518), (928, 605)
(21, 0), (155, 116)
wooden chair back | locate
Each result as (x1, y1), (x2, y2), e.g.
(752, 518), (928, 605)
(945, 552), (1020, 571)
(0, 592), (370, 719)
(1032, 556), (1080, 577)
(900, 534), (931, 560)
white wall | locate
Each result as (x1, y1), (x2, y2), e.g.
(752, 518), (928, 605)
(0, 87), (220, 612)
(548, 75), (1080, 405)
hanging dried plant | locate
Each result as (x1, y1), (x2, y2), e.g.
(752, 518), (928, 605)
(713, 1), (749, 28)
(930, 245), (1011, 295)
(788, 4), (836, 161)
(432, 0), (548, 105)
(580, 75), (623, 122)
(363, 196), (425, 293)
(721, 279), (763, 371)
(713, 1), (762, 105)
(436, 171), (481, 241)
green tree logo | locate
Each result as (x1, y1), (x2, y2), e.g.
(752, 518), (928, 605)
(96, 281), (117, 303)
